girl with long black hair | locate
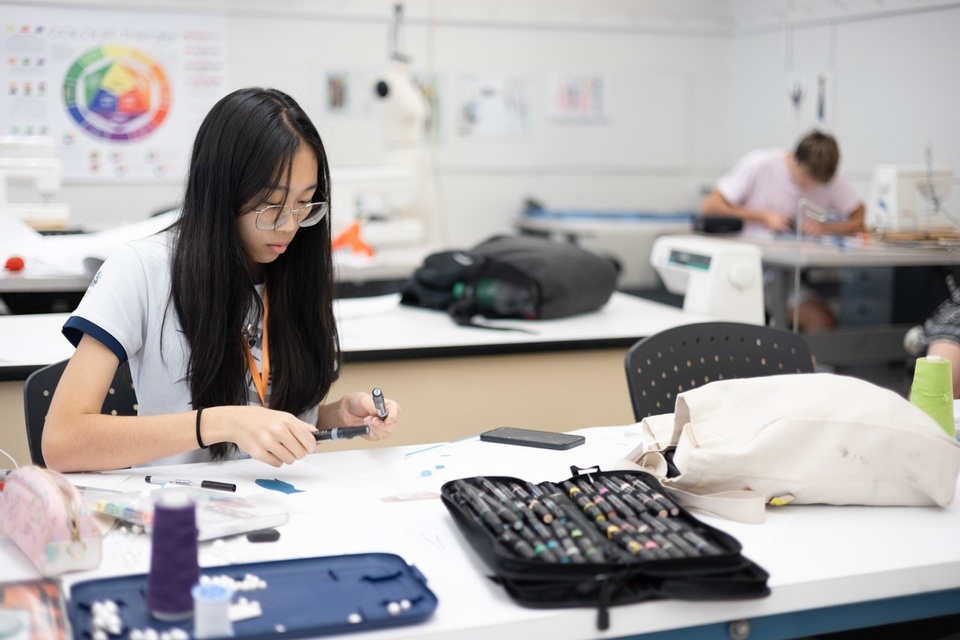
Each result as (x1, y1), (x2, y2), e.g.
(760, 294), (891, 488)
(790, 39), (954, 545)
(44, 87), (399, 471)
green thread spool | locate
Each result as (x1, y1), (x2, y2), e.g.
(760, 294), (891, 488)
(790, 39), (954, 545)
(910, 355), (955, 439)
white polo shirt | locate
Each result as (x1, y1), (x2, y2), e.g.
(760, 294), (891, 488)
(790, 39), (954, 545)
(63, 230), (318, 466)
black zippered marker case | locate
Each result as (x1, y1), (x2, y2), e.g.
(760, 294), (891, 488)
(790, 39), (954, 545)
(440, 468), (769, 631)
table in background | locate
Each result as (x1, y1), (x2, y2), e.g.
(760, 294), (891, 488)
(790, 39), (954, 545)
(0, 271), (91, 293)
(3, 425), (958, 639)
(748, 236), (960, 367)
(755, 235), (960, 326)
(0, 293), (711, 466)
(0, 268), (92, 314)
(0, 245), (434, 310)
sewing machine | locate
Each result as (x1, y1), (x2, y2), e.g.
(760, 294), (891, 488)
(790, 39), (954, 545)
(866, 165), (956, 235)
(650, 234), (764, 325)
(328, 5), (434, 256)
(0, 136), (70, 230)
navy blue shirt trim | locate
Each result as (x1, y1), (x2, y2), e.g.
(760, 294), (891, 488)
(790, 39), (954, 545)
(62, 317), (128, 364)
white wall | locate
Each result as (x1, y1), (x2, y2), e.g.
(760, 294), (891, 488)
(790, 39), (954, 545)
(5, 0), (960, 244)
(725, 0), (960, 214)
(5, 0), (731, 245)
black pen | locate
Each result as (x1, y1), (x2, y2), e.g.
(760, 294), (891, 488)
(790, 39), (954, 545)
(624, 479), (669, 518)
(598, 480), (639, 520)
(651, 532), (685, 559)
(145, 476), (236, 492)
(550, 518), (585, 563)
(478, 491), (524, 532)
(510, 482), (554, 524)
(499, 529), (537, 560)
(650, 490), (681, 518)
(453, 481), (504, 535)
(682, 529), (723, 556)
(372, 387), (387, 419)
(626, 476), (679, 517)
(555, 501), (606, 563)
(313, 425), (370, 441)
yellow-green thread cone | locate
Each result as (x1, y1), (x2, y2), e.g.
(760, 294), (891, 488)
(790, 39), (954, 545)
(910, 355), (955, 438)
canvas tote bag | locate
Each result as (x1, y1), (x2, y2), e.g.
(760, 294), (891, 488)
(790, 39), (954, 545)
(613, 373), (960, 523)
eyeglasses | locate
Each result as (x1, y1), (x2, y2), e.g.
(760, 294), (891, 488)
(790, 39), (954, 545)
(251, 202), (329, 230)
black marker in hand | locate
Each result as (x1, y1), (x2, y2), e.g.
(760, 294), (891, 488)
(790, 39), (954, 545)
(313, 425), (370, 441)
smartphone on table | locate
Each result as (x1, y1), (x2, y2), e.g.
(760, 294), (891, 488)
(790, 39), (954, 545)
(479, 427), (585, 450)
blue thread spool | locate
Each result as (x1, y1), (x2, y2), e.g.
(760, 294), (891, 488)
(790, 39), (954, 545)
(146, 491), (199, 621)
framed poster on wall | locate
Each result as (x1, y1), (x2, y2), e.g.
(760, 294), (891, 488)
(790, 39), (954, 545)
(1, 4), (227, 181)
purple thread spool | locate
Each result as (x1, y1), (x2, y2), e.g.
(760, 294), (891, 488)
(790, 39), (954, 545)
(146, 491), (199, 620)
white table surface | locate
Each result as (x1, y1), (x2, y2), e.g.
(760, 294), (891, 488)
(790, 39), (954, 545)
(336, 292), (707, 356)
(2, 425), (959, 639)
(0, 292), (709, 371)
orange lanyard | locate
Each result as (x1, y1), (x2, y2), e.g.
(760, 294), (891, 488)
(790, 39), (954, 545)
(243, 292), (270, 406)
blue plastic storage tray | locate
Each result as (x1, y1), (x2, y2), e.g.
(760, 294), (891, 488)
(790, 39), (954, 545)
(67, 553), (437, 639)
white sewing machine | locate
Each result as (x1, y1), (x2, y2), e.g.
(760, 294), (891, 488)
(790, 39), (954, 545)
(0, 136), (70, 230)
(866, 165), (955, 234)
(327, 5), (434, 253)
(650, 234), (764, 325)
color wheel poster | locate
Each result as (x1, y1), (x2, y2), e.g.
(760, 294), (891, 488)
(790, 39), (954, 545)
(1, 5), (226, 180)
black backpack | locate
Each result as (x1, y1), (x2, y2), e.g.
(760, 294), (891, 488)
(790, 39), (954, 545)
(400, 235), (619, 326)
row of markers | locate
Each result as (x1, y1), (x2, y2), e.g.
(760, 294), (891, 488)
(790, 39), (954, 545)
(450, 474), (724, 564)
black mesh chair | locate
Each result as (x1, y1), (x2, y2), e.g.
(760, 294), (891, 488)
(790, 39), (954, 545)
(624, 322), (815, 421)
(23, 359), (138, 467)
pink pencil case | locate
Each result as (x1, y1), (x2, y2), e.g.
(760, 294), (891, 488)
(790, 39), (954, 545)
(0, 466), (102, 576)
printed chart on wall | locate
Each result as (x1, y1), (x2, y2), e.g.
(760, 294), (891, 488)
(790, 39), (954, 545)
(1, 4), (226, 180)
(455, 74), (531, 138)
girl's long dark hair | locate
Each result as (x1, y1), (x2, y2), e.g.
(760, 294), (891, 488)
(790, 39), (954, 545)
(171, 87), (338, 459)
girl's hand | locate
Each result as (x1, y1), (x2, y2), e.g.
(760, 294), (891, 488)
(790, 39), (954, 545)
(332, 391), (401, 441)
(210, 405), (317, 467)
